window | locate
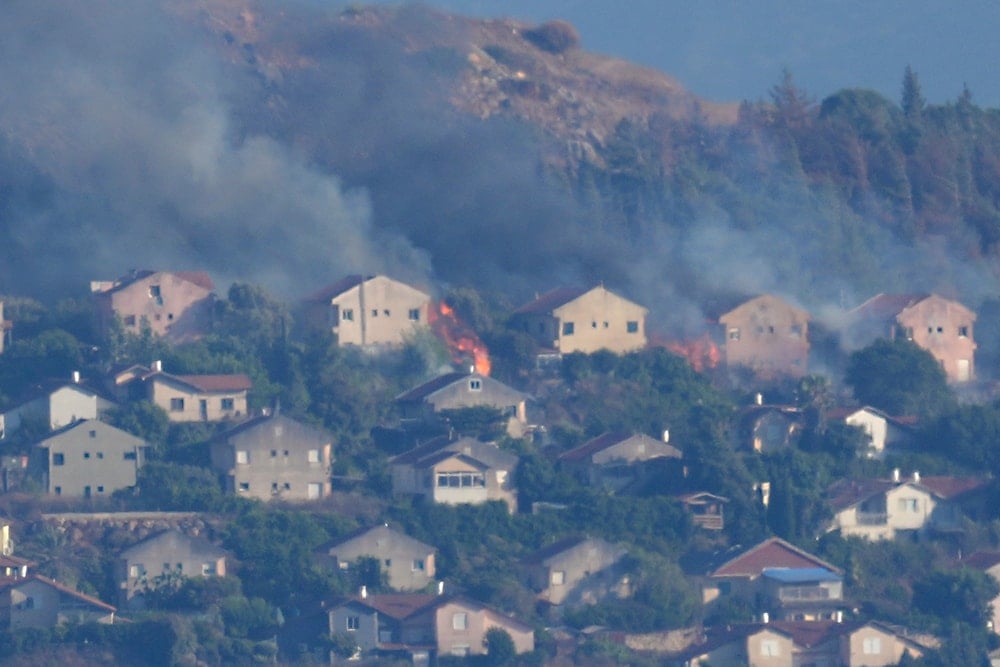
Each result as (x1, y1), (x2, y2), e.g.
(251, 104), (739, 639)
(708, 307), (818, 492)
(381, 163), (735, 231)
(149, 285), (162, 299)
(84, 452), (90, 459)
(904, 327), (914, 340)
(202, 562), (216, 576)
(270, 450), (278, 458)
(97, 452), (103, 459)
(97, 486), (104, 493)
(271, 482), (279, 493)
(346, 615), (360, 631)
(308, 449), (321, 463)
(342, 309), (354, 322)
(176, 563), (183, 572)
(562, 321), (575, 336)
(54, 486), (61, 495)
(53, 453), (65, 466)
(383, 309), (390, 317)
(591, 321), (597, 328)
(169, 398), (185, 412)
(450, 646), (470, 657)
(124, 315), (137, 327)
(898, 498), (919, 512)
(384, 559), (391, 568)
(551, 570), (565, 585)
(238, 482), (250, 491)
(20, 596), (35, 610)
(627, 321), (639, 334)
(937, 326), (944, 333)
(863, 637), (882, 654)
(124, 451), (137, 461)
(307, 483), (322, 499)
(129, 564), (145, 578)
(221, 398), (235, 411)
(469, 379), (482, 391)
(371, 309), (378, 317)
(790, 324), (802, 337)
(408, 309), (420, 321)
(236, 451), (249, 464)
(959, 325), (969, 337)
(436, 472), (485, 488)
(163, 562), (171, 572)
(283, 482), (290, 490)
(452, 612), (468, 630)
(89, 430), (97, 438)
(760, 639), (780, 656)
(283, 450), (289, 457)
(412, 559), (425, 572)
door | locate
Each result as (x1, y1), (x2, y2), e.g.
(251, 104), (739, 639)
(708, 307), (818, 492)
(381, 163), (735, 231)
(199, 399), (208, 421)
(957, 359), (971, 382)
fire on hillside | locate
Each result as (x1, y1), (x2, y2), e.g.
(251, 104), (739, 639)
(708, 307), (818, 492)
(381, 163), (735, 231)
(428, 302), (491, 376)
(663, 332), (721, 373)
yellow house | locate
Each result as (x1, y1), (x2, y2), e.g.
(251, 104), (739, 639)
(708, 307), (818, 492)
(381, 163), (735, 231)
(513, 285), (647, 354)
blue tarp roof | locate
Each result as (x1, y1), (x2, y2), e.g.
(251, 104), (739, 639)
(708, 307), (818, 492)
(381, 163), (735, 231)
(761, 567), (841, 583)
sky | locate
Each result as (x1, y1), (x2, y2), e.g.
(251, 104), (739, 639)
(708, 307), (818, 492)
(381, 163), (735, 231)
(381, 0), (1000, 109)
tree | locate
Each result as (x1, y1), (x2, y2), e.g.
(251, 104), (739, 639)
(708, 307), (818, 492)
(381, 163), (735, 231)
(902, 65), (926, 120)
(845, 339), (953, 417)
(483, 627), (517, 666)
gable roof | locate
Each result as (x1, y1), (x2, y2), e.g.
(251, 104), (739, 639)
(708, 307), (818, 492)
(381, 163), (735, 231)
(102, 270), (214, 294)
(2, 377), (113, 412)
(119, 529), (228, 561)
(718, 293), (811, 323)
(521, 536), (589, 565)
(212, 413), (330, 446)
(0, 574), (116, 613)
(850, 293), (932, 321)
(710, 537), (842, 578)
(149, 372), (252, 393)
(36, 419), (146, 449)
(318, 524), (434, 556)
(337, 593), (440, 620)
(961, 551), (1000, 571)
(828, 476), (988, 511)
(514, 287), (588, 315)
(391, 436), (518, 471)
(557, 431), (681, 463)
(395, 372), (530, 405)
(305, 275), (371, 303)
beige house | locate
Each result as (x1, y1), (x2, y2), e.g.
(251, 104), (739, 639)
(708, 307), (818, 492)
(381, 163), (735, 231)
(91, 270), (215, 343)
(521, 536), (628, 607)
(0, 373), (116, 440)
(210, 413), (332, 501)
(848, 293), (977, 382)
(396, 372), (530, 438)
(36, 420), (146, 498)
(669, 620), (929, 667)
(0, 574), (116, 629)
(116, 530), (229, 609)
(304, 274), (431, 349)
(827, 406), (916, 459)
(826, 473), (989, 540)
(317, 524), (436, 592)
(145, 370), (251, 423)
(558, 431), (681, 491)
(513, 285), (648, 354)
(718, 294), (810, 379)
(428, 597), (535, 658)
(964, 552), (1000, 634)
(390, 436), (518, 512)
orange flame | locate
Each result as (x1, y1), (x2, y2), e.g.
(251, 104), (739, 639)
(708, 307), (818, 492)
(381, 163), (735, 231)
(665, 332), (721, 373)
(429, 302), (491, 376)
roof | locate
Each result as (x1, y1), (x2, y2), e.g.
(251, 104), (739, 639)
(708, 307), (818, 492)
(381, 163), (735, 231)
(718, 293), (811, 323)
(710, 537), (842, 578)
(395, 372), (468, 402)
(521, 536), (589, 565)
(338, 593), (439, 620)
(391, 436), (518, 471)
(827, 478), (896, 512)
(676, 492), (730, 505)
(318, 524), (434, 555)
(828, 476), (989, 511)
(151, 373), (252, 392)
(850, 293), (931, 321)
(514, 287), (587, 315)
(395, 372), (530, 407)
(762, 567), (842, 584)
(102, 270), (214, 294)
(1, 377), (112, 412)
(916, 476), (989, 499)
(962, 552), (1000, 571)
(119, 529), (228, 561)
(305, 275), (370, 302)
(558, 432), (680, 463)
(212, 413), (330, 446)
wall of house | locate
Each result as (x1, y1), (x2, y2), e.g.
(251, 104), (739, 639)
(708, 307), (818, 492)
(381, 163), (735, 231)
(329, 606), (378, 650)
(330, 531), (436, 592)
(840, 626), (905, 666)
(44, 422), (143, 497)
(720, 295), (810, 379)
(431, 459), (491, 507)
(846, 411), (887, 456)
(105, 272), (214, 342)
(117, 534), (227, 606)
(745, 628), (795, 667)
(894, 295), (976, 382)
(148, 379), (247, 423)
(330, 276), (430, 348)
(553, 288), (647, 354)
(434, 601), (533, 657)
(538, 540), (626, 606)
(424, 376), (527, 424)
(514, 313), (560, 351)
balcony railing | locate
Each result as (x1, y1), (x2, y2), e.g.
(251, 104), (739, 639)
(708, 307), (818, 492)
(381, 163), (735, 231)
(856, 511), (887, 525)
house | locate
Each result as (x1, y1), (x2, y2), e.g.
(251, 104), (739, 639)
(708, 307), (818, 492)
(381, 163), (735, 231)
(390, 436), (519, 512)
(396, 371), (530, 438)
(0, 574), (116, 629)
(209, 413), (332, 501)
(703, 537), (845, 622)
(91, 269), (215, 343)
(512, 285), (648, 355)
(557, 431), (681, 492)
(667, 620), (929, 667)
(115, 529), (229, 609)
(676, 492), (729, 530)
(317, 524), (436, 592)
(303, 275), (431, 349)
(35, 420), (146, 498)
(521, 536), (628, 608)
(718, 294), (811, 379)
(0, 373), (116, 440)
(737, 400), (806, 453)
(847, 293), (977, 382)
(142, 366), (251, 423)
(0, 301), (10, 354)
(325, 592), (534, 662)
(826, 406), (916, 459)
(826, 472), (990, 540)
(963, 552), (1000, 634)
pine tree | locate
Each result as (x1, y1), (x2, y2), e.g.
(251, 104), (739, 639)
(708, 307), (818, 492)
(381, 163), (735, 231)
(901, 65), (925, 119)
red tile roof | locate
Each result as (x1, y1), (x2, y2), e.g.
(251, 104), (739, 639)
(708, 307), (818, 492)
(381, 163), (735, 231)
(962, 552), (1000, 571)
(850, 293), (930, 321)
(0, 574), (116, 612)
(165, 373), (253, 392)
(350, 593), (439, 620)
(916, 476), (989, 499)
(710, 537), (842, 578)
(514, 287), (587, 315)
(304, 275), (370, 302)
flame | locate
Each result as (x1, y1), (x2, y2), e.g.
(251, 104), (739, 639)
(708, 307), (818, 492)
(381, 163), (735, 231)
(664, 332), (721, 373)
(429, 302), (492, 376)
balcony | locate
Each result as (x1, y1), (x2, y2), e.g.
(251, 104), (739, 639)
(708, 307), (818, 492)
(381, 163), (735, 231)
(856, 511), (887, 525)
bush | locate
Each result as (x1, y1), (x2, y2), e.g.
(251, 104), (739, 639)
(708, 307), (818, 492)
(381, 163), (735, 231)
(523, 20), (580, 54)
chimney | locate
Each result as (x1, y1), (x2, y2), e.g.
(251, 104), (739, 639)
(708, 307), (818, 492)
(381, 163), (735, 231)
(754, 392), (763, 406)
(836, 610), (843, 623)
(151, 359), (162, 373)
(761, 612), (769, 624)
(892, 468), (900, 483)
(469, 365), (475, 375)
(360, 585), (367, 599)
(662, 429), (670, 443)
(913, 470), (920, 483)
(71, 370), (81, 384)
(437, 581), (445, 596)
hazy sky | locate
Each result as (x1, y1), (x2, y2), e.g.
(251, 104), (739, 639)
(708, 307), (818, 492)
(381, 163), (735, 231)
(383, 0), (1000, 108)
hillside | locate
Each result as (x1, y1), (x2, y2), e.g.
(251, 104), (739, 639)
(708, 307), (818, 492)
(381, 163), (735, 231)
(3, 1), (1000, 341)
